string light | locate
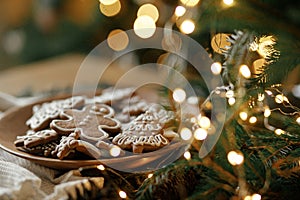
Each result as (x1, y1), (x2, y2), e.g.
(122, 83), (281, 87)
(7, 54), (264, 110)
(252, 193), (262, 200)
(297, 117), (300, 125)
(148, 173), (153, 178)
(179, 19), (195, 34)
(274, 129), (285, 135)
(227, 151), (244, 166)
(244, 196), (252, 200)
(99, 1), (121, 17)
(184, 151), (191, 160)
(137, 4), (159, 22)
(198, 116), (211, 129)
(173, 88), (186, 103)
(249, 116), (257, 124)
(194, 128), (208, 140)
(228, 97), (236, 106)
(134, 15), (156, 39)
(225, 90), (234, 98)
(275, 94), (284, 104)
(180, 0), (200, 7)
(264, 107), (271, 118)
(239, 64), (251, 79)
(110, 145), (122, 157)
(187, 96), (199, 105)
(180, 127), (192, 140)
(175, 6), (186, 17)
(97, 165), (105, 171)
(239, 112), (248, 121)
(257, 93), (265, 101)
(211, 62), (222, 75)
(265, 90), (273, 95)
(99, 0), (118, 5)
(223, 0), (234, 6)
(107, 29), (129, 51)
(119, 191), (127, 199)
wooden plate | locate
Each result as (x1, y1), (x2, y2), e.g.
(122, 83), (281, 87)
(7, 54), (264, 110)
(0, 94), (188, 172)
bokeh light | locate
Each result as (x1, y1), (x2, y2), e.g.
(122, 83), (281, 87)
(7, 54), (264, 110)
(173, 88), (186, 103)
(119, 191), (127, 199)
(239, 112), (248, 121)
(194, 128), (208, 140)
(184, 151), (191, 160)
(99, 0), (118, 5)
(239, 64), (251, 78)
(175, 6), (186, 17)
(107, 29), (129, 51)
(134, 15), (156, 39)
(99, 1), (121, 17)
(180, 127), (192, 140)
(249, 116), (257, 124)
(227, 151), (244, 165)
(137, 3), (159, 22)
(211, 62), (222, 75)
(110, 145), (122, 157)
(179, 19), (195, 34)
(180, 0), (200, 7)
(198, 116), (211, 129)
(223, 0), (234, 6)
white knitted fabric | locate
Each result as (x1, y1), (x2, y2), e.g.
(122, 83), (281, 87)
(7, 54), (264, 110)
(0, 149), (96, 200)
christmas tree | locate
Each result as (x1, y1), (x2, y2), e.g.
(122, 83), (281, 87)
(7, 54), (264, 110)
(26, 0), (298, 199)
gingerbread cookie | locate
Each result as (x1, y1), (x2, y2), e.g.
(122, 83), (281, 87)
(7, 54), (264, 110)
(14, 129), (59, 148)
(112, 105), (177, 153)
(26, 96), (85, 131)
(51, 130), (102, 159)
(18, 140), (59, 157)
(50, 103), (121, 142)
(92, 87), (135, 105)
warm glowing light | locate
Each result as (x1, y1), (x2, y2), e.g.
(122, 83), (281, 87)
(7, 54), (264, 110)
(225, 90), (234, 98)
(223, 0), (234, 6)
(119, 191), (127, 199)
(194, 128), (208, 140)
(107, 29), (129, 51)
(239, 64), (251, 79)
(211, 62), (222, 75)
(227, 151), (244, 166)
(211, 33), (230, 54)
(134, 15), (156, 39)
(275, 94), (284, 104)
(99, 0), (118, 5)
(97, 165), (105, 171)
(137, 4), (159, 22)
(228, 97), (236, 106)
(173, 88), (186, 103)
(180, 127), (192, 140)
(184, 151), (191, 160)
(249, 116), (257, 124)
(110, 145), (121, 157)
(175, 6), (186, 17)
(265, 90), (272, 95)
(253, 58), (265, 74)
(244, 196), (252, 200)
(252, 193), (262, 200)
(148, 173), (153, 178)
(297, 117), (300, 125)
(275, 129), (285, 135)
(264, 108), (271, 118)
(180, 0), (200, 7)
(187, 96), (198, 105)
(257, 93), (265, 101)
(198, 116), (211, 129)
(179, 20), (195, 34)
(239, 112), (248, 121)
(99, 1), (121, 17)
